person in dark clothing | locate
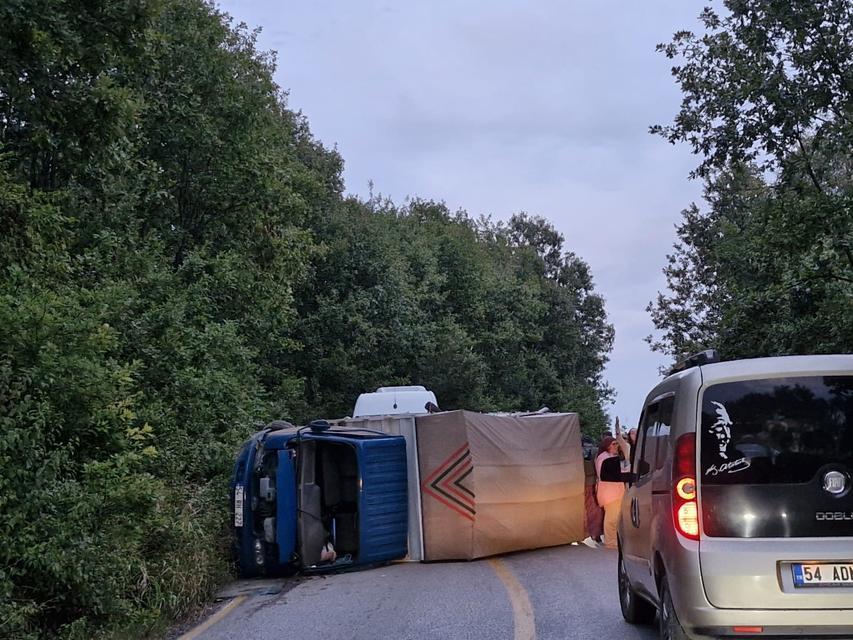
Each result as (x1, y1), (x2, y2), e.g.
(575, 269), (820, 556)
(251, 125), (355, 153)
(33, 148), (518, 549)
(583, 450), (604, 546)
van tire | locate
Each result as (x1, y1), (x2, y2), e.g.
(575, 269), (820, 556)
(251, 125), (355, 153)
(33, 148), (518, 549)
(658, 575), (690, 640)
(618, 551), (656, 624)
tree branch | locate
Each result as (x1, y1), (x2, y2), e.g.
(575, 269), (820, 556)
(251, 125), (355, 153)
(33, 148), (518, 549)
(795, 130), (824, 194)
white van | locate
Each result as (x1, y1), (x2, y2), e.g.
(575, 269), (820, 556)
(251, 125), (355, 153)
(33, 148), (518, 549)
(352, 386), (438, 418)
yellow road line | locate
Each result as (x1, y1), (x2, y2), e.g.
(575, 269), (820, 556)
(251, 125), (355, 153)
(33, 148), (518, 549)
(488, 558), (536, 640)
(177, 595), (247, 640)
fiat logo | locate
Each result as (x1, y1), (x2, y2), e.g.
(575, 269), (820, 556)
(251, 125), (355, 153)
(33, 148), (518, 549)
(823, 471), (847, 495)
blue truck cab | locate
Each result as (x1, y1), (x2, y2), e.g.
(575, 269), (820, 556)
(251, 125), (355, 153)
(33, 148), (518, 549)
(231, 421), (408, 576)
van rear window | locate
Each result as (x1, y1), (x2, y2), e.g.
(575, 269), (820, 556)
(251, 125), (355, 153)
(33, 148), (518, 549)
(700, 376), (853, 485)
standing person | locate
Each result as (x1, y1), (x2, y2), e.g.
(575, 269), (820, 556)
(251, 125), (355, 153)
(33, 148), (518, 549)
(595, 433), (624, 549)
(582, 444), (604, 547)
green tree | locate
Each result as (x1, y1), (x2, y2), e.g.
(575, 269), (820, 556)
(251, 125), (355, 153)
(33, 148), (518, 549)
(292, 200), (614, 432)
(649, 0), (853, 360)
(0, 0), (342, 637)
(0, 0), (154, 190)
(492, 214), (614, 427)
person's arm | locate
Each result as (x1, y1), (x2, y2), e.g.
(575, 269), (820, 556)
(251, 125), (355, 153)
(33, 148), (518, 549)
(614, 417), (631, 460)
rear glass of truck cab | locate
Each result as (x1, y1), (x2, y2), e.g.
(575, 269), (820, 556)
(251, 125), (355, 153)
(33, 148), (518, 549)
(699, 375), (853, 537)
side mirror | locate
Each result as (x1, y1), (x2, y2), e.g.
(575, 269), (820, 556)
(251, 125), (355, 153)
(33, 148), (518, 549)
(599, 456), (636, 483)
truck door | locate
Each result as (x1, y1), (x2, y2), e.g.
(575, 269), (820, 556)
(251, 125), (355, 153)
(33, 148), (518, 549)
(276, 449), (297, 564)
(356, 435), (408, 564)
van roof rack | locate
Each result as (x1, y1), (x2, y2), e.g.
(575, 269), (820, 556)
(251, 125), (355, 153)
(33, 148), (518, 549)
(668, 349), (720, 375)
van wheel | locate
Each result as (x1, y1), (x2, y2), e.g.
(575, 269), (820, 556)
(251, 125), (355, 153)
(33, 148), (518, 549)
(619, 552), (655, 624)
(658, 575), (690, 640)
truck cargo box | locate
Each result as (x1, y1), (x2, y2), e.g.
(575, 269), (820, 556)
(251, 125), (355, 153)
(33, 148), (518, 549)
(335, 410), (585, 561)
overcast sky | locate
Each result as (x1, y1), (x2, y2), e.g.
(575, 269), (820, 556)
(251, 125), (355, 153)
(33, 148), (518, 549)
(217, 0), (706, 428)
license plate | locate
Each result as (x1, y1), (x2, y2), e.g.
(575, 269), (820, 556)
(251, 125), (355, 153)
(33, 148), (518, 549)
(792, 563), (853, 587)
(234, 485), (244, 527)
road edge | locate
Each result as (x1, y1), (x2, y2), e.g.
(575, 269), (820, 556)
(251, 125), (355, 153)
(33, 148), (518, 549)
(176, 595), (247, 640)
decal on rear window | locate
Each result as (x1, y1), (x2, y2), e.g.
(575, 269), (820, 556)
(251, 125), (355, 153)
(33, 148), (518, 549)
(705, 457), (751, 476)
(709, 402), (733, 459)
(704, 401), (751, 476)
(700, 376), (853, 485)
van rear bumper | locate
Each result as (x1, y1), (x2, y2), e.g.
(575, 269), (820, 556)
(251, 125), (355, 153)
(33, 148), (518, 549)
(694, 625), (853, 638)
(685, 607), (853, 638)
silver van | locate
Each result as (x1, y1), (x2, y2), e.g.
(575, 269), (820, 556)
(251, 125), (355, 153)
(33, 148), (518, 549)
(608, 352), (853, 640)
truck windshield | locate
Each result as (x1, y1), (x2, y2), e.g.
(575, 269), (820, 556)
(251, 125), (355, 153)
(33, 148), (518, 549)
(699, 375), (853, 485)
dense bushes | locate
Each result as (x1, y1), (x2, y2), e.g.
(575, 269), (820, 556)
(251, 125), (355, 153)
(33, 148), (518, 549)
(0, 1), (613, 637)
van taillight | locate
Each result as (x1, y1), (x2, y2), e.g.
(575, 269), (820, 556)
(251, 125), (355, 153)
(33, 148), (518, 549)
(675, 477), (696, 500)
(673, 433), (699, 540)
(674, 432), (695, 479)
(677, 502), (698, 536)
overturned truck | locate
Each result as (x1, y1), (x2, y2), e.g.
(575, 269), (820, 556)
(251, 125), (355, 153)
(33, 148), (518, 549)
(231, 410), (585, 576)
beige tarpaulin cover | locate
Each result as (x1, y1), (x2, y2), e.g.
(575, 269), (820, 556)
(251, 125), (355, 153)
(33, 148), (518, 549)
(416, 410), (585, 561)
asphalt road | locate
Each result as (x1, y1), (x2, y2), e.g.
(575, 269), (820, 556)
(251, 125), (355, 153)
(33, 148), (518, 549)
(184, 544), (659, 640)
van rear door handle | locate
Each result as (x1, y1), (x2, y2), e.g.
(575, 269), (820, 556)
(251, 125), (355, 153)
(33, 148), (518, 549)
(630, 497), (640, 528)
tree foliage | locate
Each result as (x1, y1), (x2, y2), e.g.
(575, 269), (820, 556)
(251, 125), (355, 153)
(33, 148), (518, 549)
(293, 203), (614, 425)
(649, 0), (853, 360)
(0, 1), (614, 637)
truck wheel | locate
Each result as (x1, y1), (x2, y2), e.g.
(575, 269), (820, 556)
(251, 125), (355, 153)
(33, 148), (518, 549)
(619, 551), (655, 624)
(658, 575), (690, 640)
